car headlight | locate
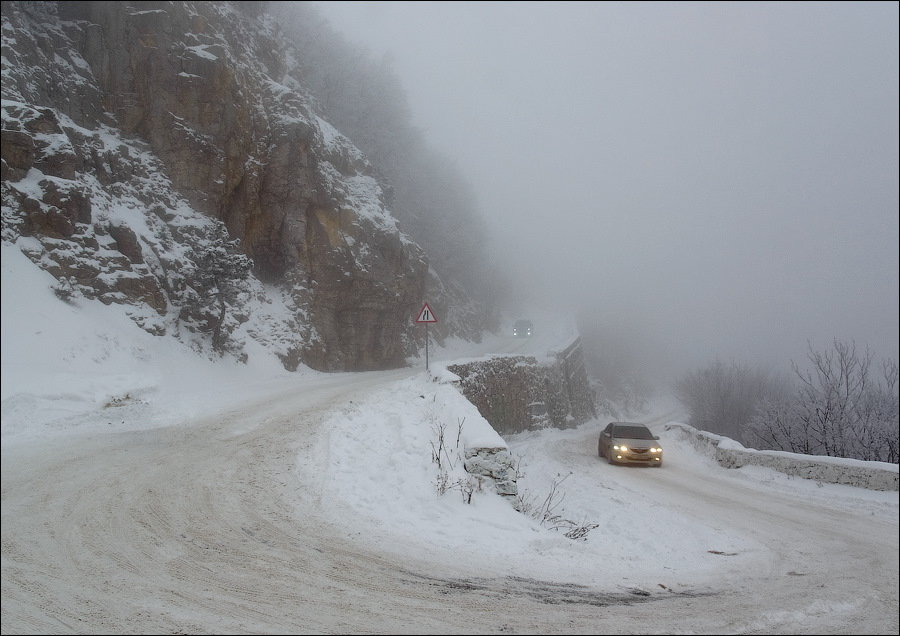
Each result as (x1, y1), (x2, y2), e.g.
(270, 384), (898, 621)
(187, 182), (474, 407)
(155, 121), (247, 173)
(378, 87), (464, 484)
(650, 447), (662, 453)
(613, 444), (628, 452)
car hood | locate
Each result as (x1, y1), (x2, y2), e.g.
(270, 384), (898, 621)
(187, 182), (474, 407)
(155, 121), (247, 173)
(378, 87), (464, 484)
(611, 437), (659, 448)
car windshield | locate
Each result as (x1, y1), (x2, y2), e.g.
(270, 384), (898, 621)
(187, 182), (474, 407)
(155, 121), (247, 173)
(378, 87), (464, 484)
(613, 425), (654, 439)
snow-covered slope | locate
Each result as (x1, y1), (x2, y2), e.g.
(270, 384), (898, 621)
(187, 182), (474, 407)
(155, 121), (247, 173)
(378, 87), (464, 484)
(2, 235), (898, 634)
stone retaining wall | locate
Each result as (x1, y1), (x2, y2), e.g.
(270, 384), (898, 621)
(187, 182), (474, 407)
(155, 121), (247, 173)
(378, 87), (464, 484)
(446, 337), (596, 435)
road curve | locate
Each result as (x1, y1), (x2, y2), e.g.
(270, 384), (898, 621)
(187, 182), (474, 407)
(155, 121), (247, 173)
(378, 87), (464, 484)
(528, 419), (899, 635)
(2, 365), (898, 634)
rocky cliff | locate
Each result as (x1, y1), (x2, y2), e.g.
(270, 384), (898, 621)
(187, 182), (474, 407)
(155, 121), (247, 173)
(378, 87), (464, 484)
(1, 1), (461, 371)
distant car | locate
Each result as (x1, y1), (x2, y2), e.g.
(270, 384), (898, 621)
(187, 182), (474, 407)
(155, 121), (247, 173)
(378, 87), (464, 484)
(598, 422), (663, 467)
(513, 319), (533, 337)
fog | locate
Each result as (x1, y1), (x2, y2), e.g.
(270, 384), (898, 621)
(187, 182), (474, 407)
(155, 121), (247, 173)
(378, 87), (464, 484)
(311, 1), (899, 382)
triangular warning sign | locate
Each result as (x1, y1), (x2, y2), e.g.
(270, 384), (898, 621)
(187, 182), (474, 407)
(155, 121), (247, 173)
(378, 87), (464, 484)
(416, 303), (437, 323)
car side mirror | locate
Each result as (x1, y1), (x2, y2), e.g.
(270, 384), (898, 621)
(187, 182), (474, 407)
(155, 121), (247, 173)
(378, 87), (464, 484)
(654, 435), (660, 440)
(603, 432), (610, 437)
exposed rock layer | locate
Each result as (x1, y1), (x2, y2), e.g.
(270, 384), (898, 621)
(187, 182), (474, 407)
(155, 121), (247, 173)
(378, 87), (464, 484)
(2, 1), (431, 370)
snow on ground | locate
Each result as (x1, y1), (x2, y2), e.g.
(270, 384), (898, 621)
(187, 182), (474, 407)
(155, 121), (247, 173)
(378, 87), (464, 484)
(3, 240), (899, 632)
(4, 238), (895, 575)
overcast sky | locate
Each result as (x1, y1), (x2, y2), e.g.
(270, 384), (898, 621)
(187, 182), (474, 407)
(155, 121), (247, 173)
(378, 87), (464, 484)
(311, 1), (899, 380)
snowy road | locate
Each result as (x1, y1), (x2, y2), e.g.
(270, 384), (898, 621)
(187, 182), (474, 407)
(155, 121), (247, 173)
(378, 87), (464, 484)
(3, 361), (898, 634)
(515, 418), (899, 635)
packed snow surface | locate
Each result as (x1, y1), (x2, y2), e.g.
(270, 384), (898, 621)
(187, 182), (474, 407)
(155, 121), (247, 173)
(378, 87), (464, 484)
(2, 243), (898, 634)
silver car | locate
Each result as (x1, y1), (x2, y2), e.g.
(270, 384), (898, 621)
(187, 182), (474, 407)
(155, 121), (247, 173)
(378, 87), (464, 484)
(598, 422), (663, 467)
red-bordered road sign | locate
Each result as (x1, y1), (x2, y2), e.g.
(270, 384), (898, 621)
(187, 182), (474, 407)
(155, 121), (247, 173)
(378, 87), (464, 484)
(416, 303), (437, 323)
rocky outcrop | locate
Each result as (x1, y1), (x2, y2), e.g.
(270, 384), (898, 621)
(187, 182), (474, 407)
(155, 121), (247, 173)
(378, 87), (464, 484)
(1, 1), (430, 371)
(463, 447), (519, 507)
(446, 337), (596, 434)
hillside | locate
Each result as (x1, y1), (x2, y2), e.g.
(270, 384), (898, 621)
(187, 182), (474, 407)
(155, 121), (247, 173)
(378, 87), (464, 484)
(1, 0), (495, 372)
(2, 244), (897, 633)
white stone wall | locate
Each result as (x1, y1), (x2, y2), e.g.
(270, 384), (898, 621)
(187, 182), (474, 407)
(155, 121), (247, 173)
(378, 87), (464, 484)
(664, 422), (899, 491)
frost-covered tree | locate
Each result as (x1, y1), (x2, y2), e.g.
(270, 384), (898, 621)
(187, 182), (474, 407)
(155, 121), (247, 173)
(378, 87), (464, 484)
(674, 359), (789, 445)
(183, 222), (253, 354)
(588, 371), (653, 420)
(747, 340), (899, 463)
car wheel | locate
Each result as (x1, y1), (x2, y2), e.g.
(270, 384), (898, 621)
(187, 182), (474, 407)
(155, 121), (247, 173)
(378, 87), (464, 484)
(607, 451), (616, 465)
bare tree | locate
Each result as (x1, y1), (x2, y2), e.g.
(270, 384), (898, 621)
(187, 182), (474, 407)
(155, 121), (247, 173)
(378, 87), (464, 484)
(748, 394), (810, 455)
(674, 359), (788, 445)
(747, 340), (899, 463)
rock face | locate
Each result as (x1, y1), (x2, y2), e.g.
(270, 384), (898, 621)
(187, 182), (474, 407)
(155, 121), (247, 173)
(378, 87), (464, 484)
(1, 1), (430, 370)
(463, 447), (520, 508)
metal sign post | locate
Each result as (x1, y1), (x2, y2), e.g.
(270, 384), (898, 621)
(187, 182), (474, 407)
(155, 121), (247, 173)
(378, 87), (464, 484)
(416, 303), (438, 370)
